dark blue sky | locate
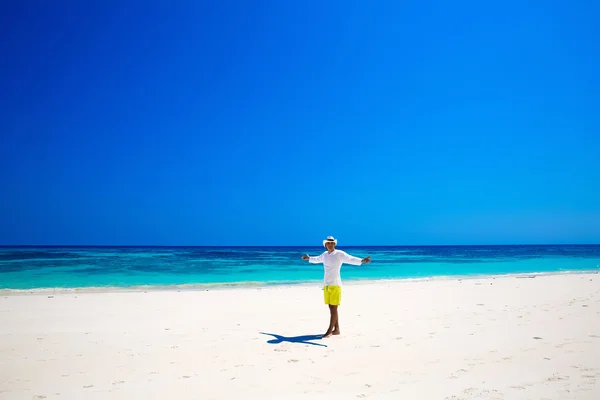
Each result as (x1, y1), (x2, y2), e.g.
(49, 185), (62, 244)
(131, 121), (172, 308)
(1, 1), (599, 246)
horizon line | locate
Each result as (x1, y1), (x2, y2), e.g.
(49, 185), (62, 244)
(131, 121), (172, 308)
(1, 243), (599, 248)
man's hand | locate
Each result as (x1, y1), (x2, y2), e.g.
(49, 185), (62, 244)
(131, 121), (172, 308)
(301, 254), (309, 261)
(361, 256), (372, 264)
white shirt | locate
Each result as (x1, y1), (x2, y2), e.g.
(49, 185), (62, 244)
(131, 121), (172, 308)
(309, 249), (363, 286)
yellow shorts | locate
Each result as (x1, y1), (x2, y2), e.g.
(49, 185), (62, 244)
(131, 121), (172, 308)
(323, 285), (341, 306)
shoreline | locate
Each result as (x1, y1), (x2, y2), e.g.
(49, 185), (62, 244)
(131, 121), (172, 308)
(2, 268), (598, 295)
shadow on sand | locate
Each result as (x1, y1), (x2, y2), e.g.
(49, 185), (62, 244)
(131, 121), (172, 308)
(259, 332), (327, 347)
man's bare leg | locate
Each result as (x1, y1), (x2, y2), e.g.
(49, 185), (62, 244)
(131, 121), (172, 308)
(323, 305), (338, 338)
(333, 320), (340, 335)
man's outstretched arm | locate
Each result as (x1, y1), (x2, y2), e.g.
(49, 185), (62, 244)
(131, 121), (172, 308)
(339, 251), (371, 266)
(302, 254), (324, 263)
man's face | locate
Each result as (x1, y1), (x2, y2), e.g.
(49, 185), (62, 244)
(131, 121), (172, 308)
(325, 241), (336, 251)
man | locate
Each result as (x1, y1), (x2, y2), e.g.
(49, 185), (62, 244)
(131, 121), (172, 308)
(302, 236), (372, 338)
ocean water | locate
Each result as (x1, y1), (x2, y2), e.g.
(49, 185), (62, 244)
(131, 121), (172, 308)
(0, 245), (599, 290)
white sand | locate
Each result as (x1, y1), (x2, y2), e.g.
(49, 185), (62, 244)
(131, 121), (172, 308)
(1, 273), (599, 400)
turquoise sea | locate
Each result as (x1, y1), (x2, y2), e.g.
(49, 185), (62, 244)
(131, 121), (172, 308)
(0, 245), (599, 290)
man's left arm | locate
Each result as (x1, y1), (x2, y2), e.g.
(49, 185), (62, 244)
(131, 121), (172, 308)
(339, 251), (371, 266)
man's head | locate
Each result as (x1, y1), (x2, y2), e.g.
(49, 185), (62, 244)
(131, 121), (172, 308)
(323, 236), (337, 252)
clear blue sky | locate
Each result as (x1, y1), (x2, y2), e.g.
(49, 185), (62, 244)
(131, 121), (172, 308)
(1, 1), (599, 246)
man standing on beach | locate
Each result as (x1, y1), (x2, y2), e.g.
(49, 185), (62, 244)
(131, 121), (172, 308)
(302, 236), (372, 338)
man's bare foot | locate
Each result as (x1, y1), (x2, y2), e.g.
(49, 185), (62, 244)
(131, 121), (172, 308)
(322, 331), (333, 338)
(332, 330), (341, 335)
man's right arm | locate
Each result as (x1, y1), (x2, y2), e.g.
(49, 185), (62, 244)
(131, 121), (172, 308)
(302, 253), (323, 263)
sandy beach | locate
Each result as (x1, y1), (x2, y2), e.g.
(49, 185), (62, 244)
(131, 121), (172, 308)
(1, 273), (599, 399)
